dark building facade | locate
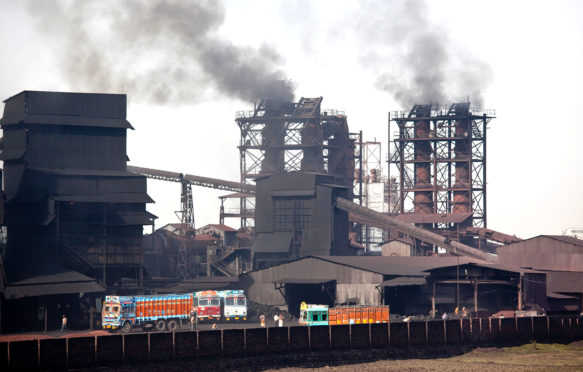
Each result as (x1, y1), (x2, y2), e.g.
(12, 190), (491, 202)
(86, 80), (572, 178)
(0, 91), (153, 289)
(252, 172), (355, 268)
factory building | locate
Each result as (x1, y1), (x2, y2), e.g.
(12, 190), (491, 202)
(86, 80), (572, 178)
(241, 255), (546, 318)
(497, 235), (583, 314)
(252, 172), (354, 269)
(0, 91), (153, 331)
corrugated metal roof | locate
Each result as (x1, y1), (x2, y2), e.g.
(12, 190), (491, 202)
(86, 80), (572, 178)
(208, 224), (238, 232)
(4, 270), (105, 299)
(543, 235), (583, 247)
(380, 276), (426, 287)
(311, 255), (487, 276)
(254, 255), (539, 277)
(219, 192), (255, 199)
(195, 233), (220, 241)
(253, 232), (292, 253)
(504, 235), (583, 248)
(2, 114), (133, 129)
(275, 278), (335, 284)
(52, 193), (154, 203)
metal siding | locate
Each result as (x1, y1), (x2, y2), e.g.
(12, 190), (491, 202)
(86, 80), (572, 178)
(3, 163), (26, 198)
(271, 172), (318, 191)
(254, 178), (273, 233)
(0, 91), (26, 124)
(0, 128), (27, 161)
(252, 232), (293, 253)
(245, 257), (383, 305)
(25, 91), (126, 119)
(497, 236), (583, 271)
(304, 185), (331, 255)
(26, 127), (126, 171)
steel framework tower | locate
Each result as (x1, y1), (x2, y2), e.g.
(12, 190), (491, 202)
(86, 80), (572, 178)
(235, 97), (360, 227)
(175, 182), (195, 279)
(388, 103), (495, 250)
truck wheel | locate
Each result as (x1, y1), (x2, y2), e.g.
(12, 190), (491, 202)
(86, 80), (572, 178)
(122, 321), (132, 333)
(167, 319), (178, 332)
(155, 320), (166, 331)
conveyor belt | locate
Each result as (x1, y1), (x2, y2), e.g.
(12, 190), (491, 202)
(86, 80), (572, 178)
(336, 197), (498, 263)
(127, 165), (256, 194)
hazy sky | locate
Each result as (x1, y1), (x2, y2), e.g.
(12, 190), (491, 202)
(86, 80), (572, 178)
(1, 0), (582, 239)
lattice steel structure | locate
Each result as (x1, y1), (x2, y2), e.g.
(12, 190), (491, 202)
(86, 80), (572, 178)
(175, 182), (195, 280)
(236, 97), (359, 227)
(388, 103), (495, 239)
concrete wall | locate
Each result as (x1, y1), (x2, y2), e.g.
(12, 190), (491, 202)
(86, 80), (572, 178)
(2, 316), (581, 369)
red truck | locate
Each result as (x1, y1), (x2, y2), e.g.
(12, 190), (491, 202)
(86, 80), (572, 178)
(195, 290), (221, 321)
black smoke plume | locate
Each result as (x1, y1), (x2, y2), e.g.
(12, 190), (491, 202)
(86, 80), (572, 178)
(354, 0), (492, 107)
(25, 0), (295, 104)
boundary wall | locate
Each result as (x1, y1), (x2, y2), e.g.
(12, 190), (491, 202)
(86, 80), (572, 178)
(2, 316), (582, 370)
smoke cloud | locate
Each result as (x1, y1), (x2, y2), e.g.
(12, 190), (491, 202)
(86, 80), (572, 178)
(25, 0), (295, 104)
(354, 0), (493, 107)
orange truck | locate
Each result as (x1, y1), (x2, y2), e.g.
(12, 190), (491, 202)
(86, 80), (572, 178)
(299, 302), (390, 326)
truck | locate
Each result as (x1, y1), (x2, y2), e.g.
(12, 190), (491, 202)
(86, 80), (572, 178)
(195, 290), (221, 322)
(102, 290), (249, 331)
(102, 294), (193, 332)
(299, 302), (390, 326)
(218, 290), (247, 321)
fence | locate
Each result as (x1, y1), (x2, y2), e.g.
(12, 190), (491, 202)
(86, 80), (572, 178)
(2, 316), (582, 370)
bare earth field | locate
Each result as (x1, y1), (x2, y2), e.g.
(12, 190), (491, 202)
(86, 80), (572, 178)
(267, 342), (583, 372)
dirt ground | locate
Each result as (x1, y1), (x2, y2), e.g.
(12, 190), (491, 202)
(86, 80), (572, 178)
(266, 342), (583, 372)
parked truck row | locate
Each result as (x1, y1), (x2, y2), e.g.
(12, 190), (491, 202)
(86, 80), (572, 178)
(102, 290), (247, 332)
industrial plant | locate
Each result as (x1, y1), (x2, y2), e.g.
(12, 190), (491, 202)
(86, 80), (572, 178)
(0, 90), (582, 333)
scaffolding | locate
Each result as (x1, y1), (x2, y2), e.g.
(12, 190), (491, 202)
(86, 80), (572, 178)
(388, 103), (495, 251)
(235, 97), (360, 227)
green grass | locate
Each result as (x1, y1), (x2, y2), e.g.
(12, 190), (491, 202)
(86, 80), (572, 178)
(268, 341), (583, 371)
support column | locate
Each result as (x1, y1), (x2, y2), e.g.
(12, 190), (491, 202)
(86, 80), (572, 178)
(473, 281), (478, 313)
(44, 299), (48, 333)
(517, 273), (523, 311)
(431, 281), (436, 318)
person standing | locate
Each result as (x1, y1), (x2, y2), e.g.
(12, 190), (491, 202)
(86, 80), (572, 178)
(61, 314), (67, 333)
(190, 307), (198, 331)
(273, 313), (279, 327)
(278, 313), (284, 327)
(260, 314), (266, 327)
